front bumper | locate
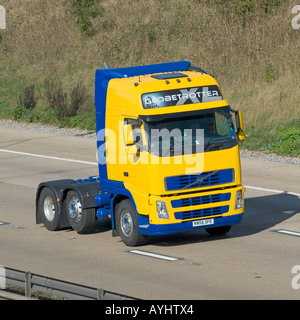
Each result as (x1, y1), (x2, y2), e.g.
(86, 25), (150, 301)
(138, 186), (245, 236)
(138, 213), (243, 235)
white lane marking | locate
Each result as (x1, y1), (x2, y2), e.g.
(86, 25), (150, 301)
(245, 185), (300, 197)
(0, 148), (97, 166)
(275, 230), (300, 237)
(129, 250), (180, 262)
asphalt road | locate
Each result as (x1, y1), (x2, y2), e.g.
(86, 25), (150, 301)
(0, 126), (300, 300)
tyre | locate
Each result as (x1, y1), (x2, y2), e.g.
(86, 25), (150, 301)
(205, 225), (231, 236)
(115, 199), (147, 247)
(65, 190), (95, 233)
(38, 187), (60, 231)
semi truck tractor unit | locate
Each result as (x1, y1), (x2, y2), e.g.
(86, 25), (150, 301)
(36, 60), (246, 246)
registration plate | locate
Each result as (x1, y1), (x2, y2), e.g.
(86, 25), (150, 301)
(193, 218), (214, 227)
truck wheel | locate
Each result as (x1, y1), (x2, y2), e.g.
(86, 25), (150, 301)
(65, 190), (95, 233)
(205, 225), (231, 236)
(38, 187), (60, 231)
(115, 199), (147, 247)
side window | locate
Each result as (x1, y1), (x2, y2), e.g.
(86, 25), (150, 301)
(123, 118), (143, 146)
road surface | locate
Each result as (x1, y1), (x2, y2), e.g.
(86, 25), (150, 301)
(0, 126), (299, 300)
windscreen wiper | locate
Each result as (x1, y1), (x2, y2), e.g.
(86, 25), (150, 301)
(181, 170), (220, 190)
(205, 136), (222, 151)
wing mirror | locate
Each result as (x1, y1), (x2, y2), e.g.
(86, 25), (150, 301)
(234, 110), (245, 142)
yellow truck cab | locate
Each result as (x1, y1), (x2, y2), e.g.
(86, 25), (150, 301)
(36, 60), (245, 247)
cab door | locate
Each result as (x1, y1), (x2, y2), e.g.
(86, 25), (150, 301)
(119, 117), (149, 199)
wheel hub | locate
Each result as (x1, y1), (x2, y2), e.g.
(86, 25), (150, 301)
(43, 196), (55, 222)
(68, 196), (82, 222)
(120, 210), (133, 238)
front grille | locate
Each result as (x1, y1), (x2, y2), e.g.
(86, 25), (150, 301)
(171, 193), (231, 208)
(175, 205), (229, 220)
(165, 169), (234, 191)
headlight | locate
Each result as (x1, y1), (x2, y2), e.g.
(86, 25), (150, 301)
(156, 201), (169, 219)
(235, 190), (243, 210)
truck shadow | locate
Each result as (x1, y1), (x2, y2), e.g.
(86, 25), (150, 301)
(90, 218), (112, 234)
(149, 193), (300, 247)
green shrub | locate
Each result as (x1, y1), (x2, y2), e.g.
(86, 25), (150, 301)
(44, 78), (89, 122)
(69, 82), (88, 117)
(260, 0), (282, 14)
(13, 105), (27, 121)
(264, 63), (275, 82)
(14, 84), (37, 122)
(266, 125), (300, 156)
(233, 0), (255, 18)
(70, 0), (104, 34)
(18, 84), (36, 110)
(44, 79), (68, 119)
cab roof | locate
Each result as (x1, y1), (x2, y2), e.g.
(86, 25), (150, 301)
(95, 60), (219, 114)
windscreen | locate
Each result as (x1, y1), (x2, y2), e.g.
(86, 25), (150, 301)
(143, 107), (237, 157)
